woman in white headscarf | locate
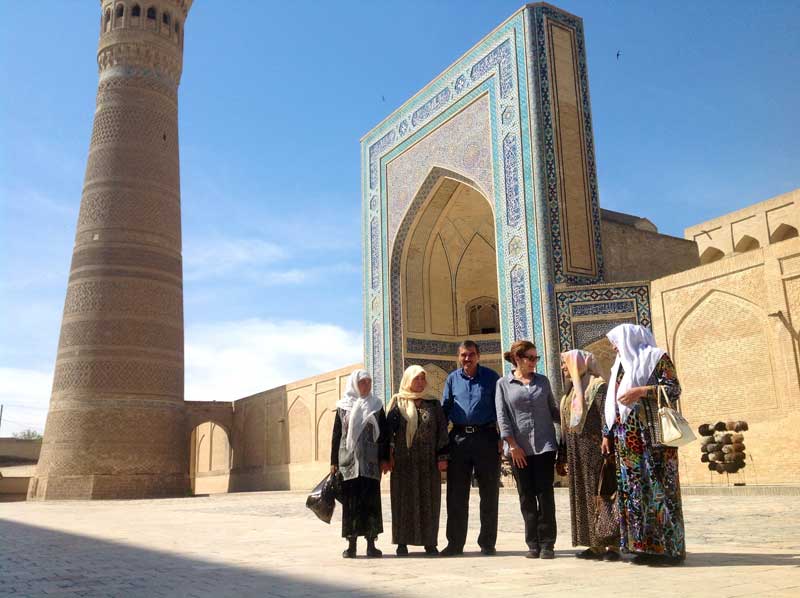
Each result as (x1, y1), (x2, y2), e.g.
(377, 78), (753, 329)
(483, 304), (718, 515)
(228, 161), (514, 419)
(557, 349), (618, 561)
(330, 369), (389, 558)
(387, 365), (449, 557)
(602, 324), (686, 566)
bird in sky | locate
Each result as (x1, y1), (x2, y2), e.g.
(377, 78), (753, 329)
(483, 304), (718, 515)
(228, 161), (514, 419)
(381, 95), (386, 102)
(616, 50), (622, 60)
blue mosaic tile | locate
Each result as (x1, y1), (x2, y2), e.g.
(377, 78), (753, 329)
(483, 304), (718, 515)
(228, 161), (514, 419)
(529, 5), (605, 285)
(406, 337), (502, 356)
(511, 266), (530, 340)
(370, 217), (380, 290)
(503, 133), (522, 227)
(570, 299), (635, 318)
(470, 39), (514, 98)
(555, 284), (652, 351)
(412, 87), (452, 127)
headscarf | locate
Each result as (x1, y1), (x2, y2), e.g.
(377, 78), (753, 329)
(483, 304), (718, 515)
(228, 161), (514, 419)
(604, 324), (666, 430)
(335, 369), (383, 452)
(560, 349), (604, 434)
(387, 365), (427, 449)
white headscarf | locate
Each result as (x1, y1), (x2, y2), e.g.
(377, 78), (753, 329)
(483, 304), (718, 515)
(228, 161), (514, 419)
(604, 324), (666, 430)
(336, 369), (383, 452)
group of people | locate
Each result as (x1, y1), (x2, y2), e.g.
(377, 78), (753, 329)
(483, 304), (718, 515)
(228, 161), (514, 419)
(329, 323), (686, 566)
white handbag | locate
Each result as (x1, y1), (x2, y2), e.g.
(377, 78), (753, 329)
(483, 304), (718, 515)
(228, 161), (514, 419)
(657, 385), (696, 447)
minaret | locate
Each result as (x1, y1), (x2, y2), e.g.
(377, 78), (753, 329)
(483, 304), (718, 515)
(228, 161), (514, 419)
(29, 0), (193, 499)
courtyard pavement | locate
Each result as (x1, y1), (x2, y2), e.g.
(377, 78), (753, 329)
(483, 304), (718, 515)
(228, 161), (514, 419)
(1, 489), (799, 597)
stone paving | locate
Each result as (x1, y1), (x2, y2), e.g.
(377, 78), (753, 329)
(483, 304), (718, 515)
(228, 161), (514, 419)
(1, 490), (799, 597)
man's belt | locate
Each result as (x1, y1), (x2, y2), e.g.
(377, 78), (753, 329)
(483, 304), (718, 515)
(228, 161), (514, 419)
(453, 423), (496, 434)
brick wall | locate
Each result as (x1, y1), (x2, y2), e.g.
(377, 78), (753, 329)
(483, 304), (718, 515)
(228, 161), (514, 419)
(651, 237), (800, 485)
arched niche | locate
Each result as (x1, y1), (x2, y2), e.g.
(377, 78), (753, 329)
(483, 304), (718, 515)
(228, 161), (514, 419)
(672, 290), (776, 420)
(390, 168), (501, 393)
(316, 409), (337, 463)
(770, 223), (798, 244)
(287, 398), (312, 463)
(734, 234), (760, 253)
(699, 246), (725, 265)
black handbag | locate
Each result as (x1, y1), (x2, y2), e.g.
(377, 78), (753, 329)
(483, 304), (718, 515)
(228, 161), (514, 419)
(592, 454), (620, 547)
(305, 472), (343, 524)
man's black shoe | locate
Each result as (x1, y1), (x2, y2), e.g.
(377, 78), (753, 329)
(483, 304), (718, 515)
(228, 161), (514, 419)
(480, 546), (497, 556)
(440, 545), (463, 557)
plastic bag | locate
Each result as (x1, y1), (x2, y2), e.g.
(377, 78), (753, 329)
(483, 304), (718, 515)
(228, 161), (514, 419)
(305, 472), (342, 524)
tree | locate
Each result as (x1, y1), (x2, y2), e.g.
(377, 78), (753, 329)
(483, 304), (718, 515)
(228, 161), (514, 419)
(12, 429), (42, 440)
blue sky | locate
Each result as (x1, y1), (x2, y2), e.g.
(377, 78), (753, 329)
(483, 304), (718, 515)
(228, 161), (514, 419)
(1, 1), (798, 434)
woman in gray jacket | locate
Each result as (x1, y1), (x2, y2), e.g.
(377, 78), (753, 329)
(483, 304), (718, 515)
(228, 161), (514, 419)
(496, 340), (560, 559)
(330, 369), (390, 558)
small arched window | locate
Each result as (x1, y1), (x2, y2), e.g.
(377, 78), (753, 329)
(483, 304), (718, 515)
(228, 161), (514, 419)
(770, 223), (799, 243)
(104, 8), (112, 31)
(163, 12), (170, 25)
(175, 21), (180, 34)
(467, 297), (500, 335)
(116, 4), (124, 18)
(699, 246), (725, 265)
(132, 4), (141, 17)
(146, 6), (156, 19)
(734, 234), (760, 253)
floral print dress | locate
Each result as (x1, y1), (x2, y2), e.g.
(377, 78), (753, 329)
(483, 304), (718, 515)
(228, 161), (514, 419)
(609, 354), (686, 559)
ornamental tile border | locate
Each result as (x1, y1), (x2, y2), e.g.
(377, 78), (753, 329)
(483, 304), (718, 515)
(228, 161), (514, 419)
(406, 337), (503, 356)
(528, 5), (604, 285)
(555, 284), (652, 351)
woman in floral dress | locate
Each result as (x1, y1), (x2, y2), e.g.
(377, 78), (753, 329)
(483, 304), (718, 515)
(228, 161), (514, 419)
(603, 324), (686, 566)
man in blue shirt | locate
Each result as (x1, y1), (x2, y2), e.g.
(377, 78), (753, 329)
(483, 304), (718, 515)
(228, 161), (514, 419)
(440, 340), (501, 556)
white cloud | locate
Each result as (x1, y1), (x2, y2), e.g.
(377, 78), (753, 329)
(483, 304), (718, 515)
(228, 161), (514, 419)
(185, 318), (363, 402)
(183, 237), (288, 281)
(0, 367), (53, 435)
(0, 319), (363, 435)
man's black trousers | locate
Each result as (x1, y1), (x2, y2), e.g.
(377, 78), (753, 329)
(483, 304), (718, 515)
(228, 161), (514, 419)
(446, 426), (501, 550)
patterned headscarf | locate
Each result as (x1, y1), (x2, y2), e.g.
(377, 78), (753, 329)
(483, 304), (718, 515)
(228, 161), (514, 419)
(560, 349), (603, 434)
(387, 365), (427, 449)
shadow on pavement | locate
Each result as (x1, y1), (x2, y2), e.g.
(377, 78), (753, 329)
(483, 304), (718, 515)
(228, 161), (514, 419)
(0, 519), (377, 597)
(682, 552), (800, 568)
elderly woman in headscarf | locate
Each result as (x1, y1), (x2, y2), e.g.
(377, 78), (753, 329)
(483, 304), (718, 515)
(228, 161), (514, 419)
(603, 323), (686, 566)
(330, 369), (390, 558)
(387, 365), (449, 556)
(557, 350), (618, 561)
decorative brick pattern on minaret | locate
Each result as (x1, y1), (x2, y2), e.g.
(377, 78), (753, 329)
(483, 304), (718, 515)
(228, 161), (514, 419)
(29, 0), (193, 500)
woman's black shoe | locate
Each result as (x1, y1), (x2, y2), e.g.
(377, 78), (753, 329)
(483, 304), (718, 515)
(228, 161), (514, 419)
(575, 548), (603, 560)
(603, 550), (622, 562)
(366, 538), (382, 558)
(396, 544), (409, 557)
(424, 545), (439, 556)
(342, 537), (357, 559)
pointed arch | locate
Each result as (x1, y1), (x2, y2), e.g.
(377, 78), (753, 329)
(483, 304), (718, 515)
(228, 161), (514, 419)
(699, 246), (725, 265)
(734, 234), (760, 253)
(771, 223), (798, 244)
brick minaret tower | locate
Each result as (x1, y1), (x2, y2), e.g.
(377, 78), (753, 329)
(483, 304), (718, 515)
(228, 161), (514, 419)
(29, 1), (193, 499)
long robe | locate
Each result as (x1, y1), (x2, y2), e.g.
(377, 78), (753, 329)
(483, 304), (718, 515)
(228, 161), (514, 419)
(561, 378), (611, 548)
(331, 408), (389, 539)
(609, 354), (686, 558)
(387, 399), (449, 547)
